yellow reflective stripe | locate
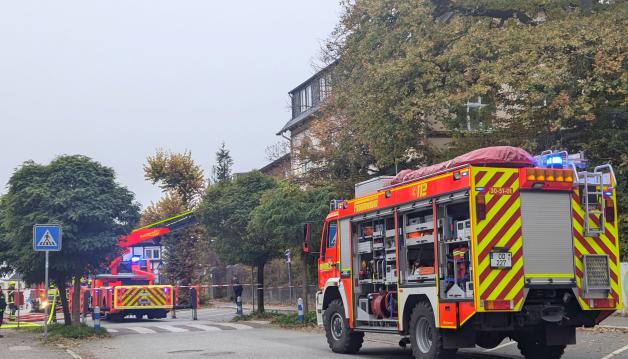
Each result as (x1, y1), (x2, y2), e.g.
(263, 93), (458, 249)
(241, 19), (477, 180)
(479, 239), (522, 295)
(524, 273), (574, 278)
(486, 241), (524, 301)
(502, 280), (525, 304)
(476, 201), (521, 258)
(475, 179), (520, 235)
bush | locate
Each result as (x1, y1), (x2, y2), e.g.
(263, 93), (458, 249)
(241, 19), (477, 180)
(28, 323), (109, 340)
(271, 312), (317, 327)
(232, 310), (279, 322)
(232, 310), (317, 327)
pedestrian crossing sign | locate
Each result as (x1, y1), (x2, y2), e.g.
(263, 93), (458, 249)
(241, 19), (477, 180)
(33, 224), (62, 251)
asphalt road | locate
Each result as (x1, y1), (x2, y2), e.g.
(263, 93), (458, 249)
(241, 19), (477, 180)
(67, 307), (628, 359)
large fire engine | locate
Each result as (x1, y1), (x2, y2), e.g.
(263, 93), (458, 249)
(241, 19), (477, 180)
(313, 146), (621, 359)
(88, 211), (196, 321)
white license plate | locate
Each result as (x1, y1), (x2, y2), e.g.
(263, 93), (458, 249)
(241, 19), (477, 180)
(490, 252), (512, 268)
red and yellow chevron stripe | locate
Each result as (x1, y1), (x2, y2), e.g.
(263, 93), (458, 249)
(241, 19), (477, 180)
(572, 189), (621, 310)
(472, 168), (525, 312)
(113, 285), (174, 310)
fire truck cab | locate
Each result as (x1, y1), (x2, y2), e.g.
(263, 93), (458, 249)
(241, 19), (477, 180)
(314, 147), (621, 359)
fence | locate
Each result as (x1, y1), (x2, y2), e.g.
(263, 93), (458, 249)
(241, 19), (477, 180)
(200, 283), (317, 309)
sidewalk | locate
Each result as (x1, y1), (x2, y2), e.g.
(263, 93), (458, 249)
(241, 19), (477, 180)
(208, 300), (298, 313)
(0, 327), (70, 359)
(600, 313), (628, 329)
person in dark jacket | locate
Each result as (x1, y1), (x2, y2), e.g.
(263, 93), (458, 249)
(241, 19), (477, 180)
(232, 277), (243, 305)
(0, 288), (6, 336)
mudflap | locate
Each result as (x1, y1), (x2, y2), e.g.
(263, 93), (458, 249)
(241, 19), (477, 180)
(442, 321), (476, 349)
(545, 325), (576, 346)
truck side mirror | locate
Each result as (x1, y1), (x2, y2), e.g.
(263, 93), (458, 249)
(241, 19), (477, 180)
(303, 223), (311, 253)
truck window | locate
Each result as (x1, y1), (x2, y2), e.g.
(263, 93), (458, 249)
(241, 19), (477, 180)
(327, 222), (337, 248)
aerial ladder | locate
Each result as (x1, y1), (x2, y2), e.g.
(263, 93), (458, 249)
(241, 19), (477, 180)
(82, 211), (197, 321)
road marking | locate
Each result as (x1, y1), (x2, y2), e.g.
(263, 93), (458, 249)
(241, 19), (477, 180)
(106, 328), (118, 333)
(127, 326), (157, 334)
(155, 325), (189, 333)
(66, 349), (83, 359)
(484, 340), (516, 352)
(185, 324), (221, 331)
(601, 344), (628, 359)
(9, 346), (32, 351)
(216, 322), (252, 330)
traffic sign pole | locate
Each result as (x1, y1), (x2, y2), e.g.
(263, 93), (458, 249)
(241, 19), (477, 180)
(44, 250), (49, 342)
(33, 224), (61, 342)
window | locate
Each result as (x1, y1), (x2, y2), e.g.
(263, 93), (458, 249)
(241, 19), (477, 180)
(327, 222), (337, 248)
(299, 85), (313, 112)
(144, 248), (160, 260)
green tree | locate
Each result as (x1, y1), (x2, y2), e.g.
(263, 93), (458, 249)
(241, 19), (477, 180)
(212, 142), (234, 184)
(198, 171), (277, 311)
(320, 0), (627, 257)
(0, 155), (140, 325)
(143, 150), (208, 285)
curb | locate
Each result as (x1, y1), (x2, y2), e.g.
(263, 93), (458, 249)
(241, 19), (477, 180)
(580, 325), (628, 334)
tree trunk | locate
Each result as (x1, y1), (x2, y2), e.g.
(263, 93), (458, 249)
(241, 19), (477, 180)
(57, 279), (71, 325)
(256, 263), (265, 312)
(71, 278), (81, 326)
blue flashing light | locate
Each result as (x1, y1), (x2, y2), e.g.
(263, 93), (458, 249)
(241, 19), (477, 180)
(476, 187), (484, 192)
(539, 153), (566, 169)
(547, 155), (563, 165)
(131, 256), (140, 263)
(462, 171), (469, 177)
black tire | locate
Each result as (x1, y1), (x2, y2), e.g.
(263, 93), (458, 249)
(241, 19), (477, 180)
(517, 334), (565, 359)
(323, 299), (364, 354)
(409, 301), (457, 359)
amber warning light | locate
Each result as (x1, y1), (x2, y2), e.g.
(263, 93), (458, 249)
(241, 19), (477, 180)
(520, 168), (573, 190)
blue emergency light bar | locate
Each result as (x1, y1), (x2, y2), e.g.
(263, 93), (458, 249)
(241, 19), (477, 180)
(535, 150), (587, 170)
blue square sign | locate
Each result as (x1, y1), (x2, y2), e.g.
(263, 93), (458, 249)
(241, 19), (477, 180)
(33, 224), (62, 251)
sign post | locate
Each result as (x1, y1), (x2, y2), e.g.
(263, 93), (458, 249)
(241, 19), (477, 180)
(33, 224), (62, 342)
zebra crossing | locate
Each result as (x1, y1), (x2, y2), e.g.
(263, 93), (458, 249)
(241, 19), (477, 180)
(106, 321), (255, 336)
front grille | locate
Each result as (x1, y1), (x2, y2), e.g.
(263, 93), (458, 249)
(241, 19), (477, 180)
(583, 255), (610, 290)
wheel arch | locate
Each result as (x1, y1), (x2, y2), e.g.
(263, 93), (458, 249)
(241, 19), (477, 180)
(322, 278), (349, 318)
(401, 293), (437, 334)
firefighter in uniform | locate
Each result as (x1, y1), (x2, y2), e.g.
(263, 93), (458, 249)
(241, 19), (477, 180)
(47, 283), (59, 323)
(7, 282), (16, 321)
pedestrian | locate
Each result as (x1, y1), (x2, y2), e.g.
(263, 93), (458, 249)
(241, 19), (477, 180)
(7, 281), (16, 321)
(232, 277), (243, 306)
(0, 288), (6, 337)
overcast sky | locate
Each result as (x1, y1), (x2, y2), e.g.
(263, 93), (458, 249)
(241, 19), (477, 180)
(0, 1), (341, 207)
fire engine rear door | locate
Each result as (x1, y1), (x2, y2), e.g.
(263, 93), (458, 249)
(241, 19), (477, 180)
(520, 191), (575, 284)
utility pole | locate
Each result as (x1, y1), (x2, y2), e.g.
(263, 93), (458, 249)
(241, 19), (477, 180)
(285, 249), (293, 304)
(303, 253), (309, 314)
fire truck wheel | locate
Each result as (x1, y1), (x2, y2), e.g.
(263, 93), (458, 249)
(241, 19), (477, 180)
(409, 301), (457, 359)
(517, 335), (565, 359)
(323, 299), (364, 353)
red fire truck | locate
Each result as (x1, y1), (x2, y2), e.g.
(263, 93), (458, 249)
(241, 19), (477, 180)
(312, 146), (621, 359)
(87, 211), (196, 320)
